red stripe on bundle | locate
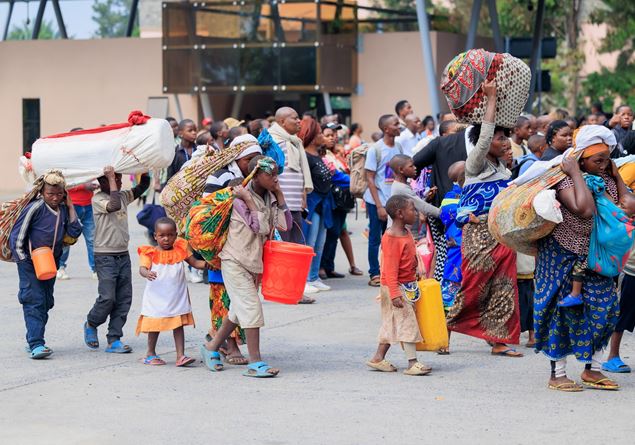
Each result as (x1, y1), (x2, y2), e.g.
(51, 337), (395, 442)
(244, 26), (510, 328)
(42, 110), (151, 139)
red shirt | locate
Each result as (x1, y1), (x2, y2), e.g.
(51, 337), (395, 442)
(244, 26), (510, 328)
(380, 232), (417, 299)
(67, 184), (94, 206)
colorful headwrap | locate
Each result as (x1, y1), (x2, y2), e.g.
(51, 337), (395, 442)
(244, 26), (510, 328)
(253, 156), (277, 175)
(230, 134), (263, 160)
(573, 125), (616, 158)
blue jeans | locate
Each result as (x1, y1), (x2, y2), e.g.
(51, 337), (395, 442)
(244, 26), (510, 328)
(306, 210), (327, 282)
(320, 208), (348, 273)
(367, 202), (387, 277)
(59, 204), (95, 271)
(17, 261), (56, 350)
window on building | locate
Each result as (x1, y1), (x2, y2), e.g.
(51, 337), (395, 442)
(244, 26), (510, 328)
(22, 99), (40, 154)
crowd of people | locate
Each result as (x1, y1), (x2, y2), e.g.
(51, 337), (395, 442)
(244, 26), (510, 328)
(8, 93), (635, 386)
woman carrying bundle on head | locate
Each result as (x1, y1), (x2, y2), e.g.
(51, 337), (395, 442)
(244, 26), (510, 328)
(445, 80), (523, 358)
(9, 170), (83, 359)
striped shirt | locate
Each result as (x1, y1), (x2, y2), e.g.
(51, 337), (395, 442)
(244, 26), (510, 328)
(277, 140), (305, 211)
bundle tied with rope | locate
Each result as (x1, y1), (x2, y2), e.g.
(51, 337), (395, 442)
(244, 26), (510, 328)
(161, 139), (256, 234)
(488, 125), (617, 255)
(0, 169), (72, 262)
(184, 157), (276, 269)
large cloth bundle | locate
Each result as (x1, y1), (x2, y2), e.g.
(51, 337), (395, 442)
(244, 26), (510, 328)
(586, 175), (634, 277)
(488, 166), (567, 255)
(160, 141), (250, 233)
(441, 49), (531, 128)
(30, 111), (174, 187)
(0, 176), (46, 261)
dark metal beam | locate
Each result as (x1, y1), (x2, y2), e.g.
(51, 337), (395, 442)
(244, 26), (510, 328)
(525, 0), (546, 112)
(2, 0), (15, 41)
(465, 0), (482, 51)
(51, 0), (67, 39)
(126, 0), (139, 37)
(487, 0), (503, 52)
(32, 0), (48, 40)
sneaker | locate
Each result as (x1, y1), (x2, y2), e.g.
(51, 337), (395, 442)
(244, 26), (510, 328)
(304, 283), (320, 294)
(189, 269), (204, 283)
(56, 267), (69, 280)
(91, 272), (98, 280)
(308, 280), (331, 291)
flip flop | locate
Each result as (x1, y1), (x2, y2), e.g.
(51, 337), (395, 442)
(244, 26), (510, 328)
(491, 348), (523, 357)
(243, 361), (279, 378)
(30, 345), (53, 359)
(83, 321), (99, 349)
(581, 378), (620, 391)
(176, 356), (196, 367)
(366, 359), (397, 372)
(144, 355), (166, 366)
(403, 362), (432, 376)
(199, 345), (223, 372)
(437, 347), (450, 355)
(299, 296), (316, 304)
(105, 340), (132, 354)
(548, 381), (583, 392)
(368, 276), (381, 287)
(602, 357), (632, 373)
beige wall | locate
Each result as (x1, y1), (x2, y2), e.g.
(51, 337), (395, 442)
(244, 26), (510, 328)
(352, 31), (494, 138)
(0, 38), (197, 193)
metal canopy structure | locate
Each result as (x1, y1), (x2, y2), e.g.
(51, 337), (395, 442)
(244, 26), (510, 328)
(1, 0), (140, 40)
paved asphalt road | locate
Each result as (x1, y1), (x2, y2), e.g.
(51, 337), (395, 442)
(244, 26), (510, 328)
(0, 208), (633, 444)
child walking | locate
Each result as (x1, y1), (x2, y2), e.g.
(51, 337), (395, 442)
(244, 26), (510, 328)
(10, 170), (82, 359)
(366, 195), (431, 376)
(137, 217), (208, 366)
(389, 154), (440, 219)
(200, 156), (292, 377)
(83, 166), (150, 353)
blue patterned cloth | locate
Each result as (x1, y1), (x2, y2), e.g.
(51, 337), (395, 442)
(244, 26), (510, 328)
(456, 179), (508, 226)
(439, 184), (463, 308)
(534, 236), (619, 362)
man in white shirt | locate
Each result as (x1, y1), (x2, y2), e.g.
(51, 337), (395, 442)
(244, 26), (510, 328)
(396, 114), (421, 157)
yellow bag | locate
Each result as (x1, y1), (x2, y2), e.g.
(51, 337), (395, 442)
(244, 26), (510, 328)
(415, 279), (449, 351)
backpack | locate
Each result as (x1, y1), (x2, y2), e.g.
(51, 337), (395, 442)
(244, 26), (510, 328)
(510, 156), (533, 180)
(348, 141), (402, 199)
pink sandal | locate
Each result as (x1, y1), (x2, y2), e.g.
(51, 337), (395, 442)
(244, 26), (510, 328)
(176, 356), (196, 367)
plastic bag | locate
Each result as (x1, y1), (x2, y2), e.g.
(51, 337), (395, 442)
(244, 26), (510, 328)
(586, 175), (634, 277)
(532, 189), (563, 224)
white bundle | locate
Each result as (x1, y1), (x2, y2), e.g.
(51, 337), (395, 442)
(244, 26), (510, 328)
(30, 115), (175, 187)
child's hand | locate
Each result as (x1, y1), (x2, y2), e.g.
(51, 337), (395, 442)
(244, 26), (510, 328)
(419, 213), (427, 225)
(103, 166), (116, 179)
(233, 185), (251, 201)
(392, 297), (404, 308)
(468, 213), (481, 224)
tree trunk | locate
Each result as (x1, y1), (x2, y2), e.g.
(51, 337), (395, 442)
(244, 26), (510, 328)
(565, 0), (582, 115)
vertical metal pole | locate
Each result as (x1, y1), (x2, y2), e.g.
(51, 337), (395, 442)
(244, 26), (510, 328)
(173, 94), (183, 122)
(126, 0), (139, 37)
(231, 93), (244, 119)
(415, 0), (441, 120)
(32, 0), (48, 40)
(487, 0), (503, 52)
(51, 0), (68, 39)
(200, 92), (214, 121)
(2, 0), (15, 41)
(323, 92), (333, 115)
(525, 0), (546, 113)
(465, 0), (482, 51)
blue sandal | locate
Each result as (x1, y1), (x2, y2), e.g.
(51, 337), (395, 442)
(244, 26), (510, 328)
(558, 294), (583, 308)
(243, 361), (279, 378)
(105, 340), (132, 354)
(602, 357), (632, 373)
(30, 345), (53, 359)
(83, 322), (99, 349)
(199, 345), (223, 372)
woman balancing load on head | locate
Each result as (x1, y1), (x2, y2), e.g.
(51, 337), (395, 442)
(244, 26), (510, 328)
(445, 79), (523, 357)
(533, 125), (635, 392)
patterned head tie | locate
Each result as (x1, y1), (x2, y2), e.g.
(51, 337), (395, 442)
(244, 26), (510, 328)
(255, 156), (277, 175)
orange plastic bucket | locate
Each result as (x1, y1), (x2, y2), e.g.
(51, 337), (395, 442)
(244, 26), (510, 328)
(31, 247), (57, 280)
(261, 240), (315, 304)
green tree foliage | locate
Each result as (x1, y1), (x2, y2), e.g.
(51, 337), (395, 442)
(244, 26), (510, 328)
(7, 19), (59, 40)
(582, 0), (635, 112)
(92, 0), (140, 38)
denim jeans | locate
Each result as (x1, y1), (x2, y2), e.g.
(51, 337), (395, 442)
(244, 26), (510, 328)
(87, 253), (133, 343)
(306, 210), (327, 282)
(320, 208), (348, 273)
(17, 261), (56, 350)
(59, 204), (95, 271)
(367, 202), (387, 277)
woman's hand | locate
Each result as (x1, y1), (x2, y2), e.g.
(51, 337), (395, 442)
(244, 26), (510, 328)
(482, 79), (497, 99)
(560, 155), (581, 177)
(392, 297), (404, 308)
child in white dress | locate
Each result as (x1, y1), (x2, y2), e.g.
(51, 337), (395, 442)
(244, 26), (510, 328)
(136, 217), (208, 366)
